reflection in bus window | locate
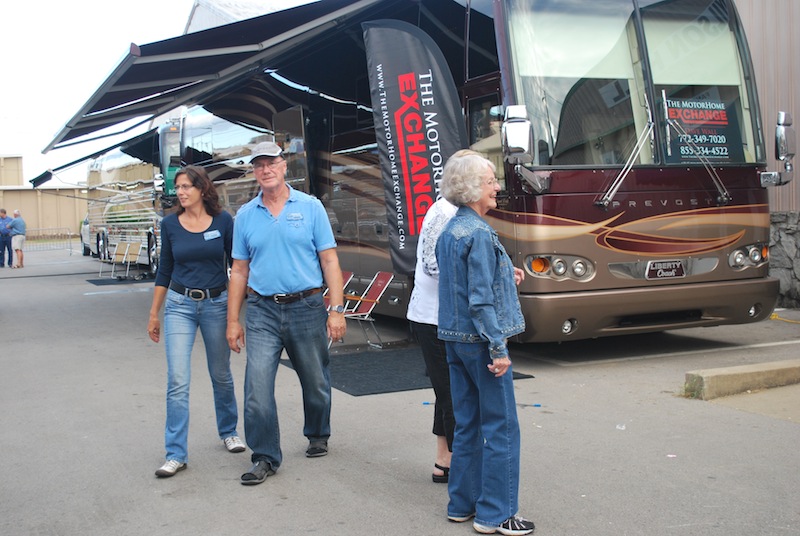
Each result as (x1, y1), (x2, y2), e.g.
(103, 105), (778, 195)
(182, 106), (265, 180)
(467, 0), (499, 80)
(507, 0), (647, 167)
(467, 95), (505, 184)
(274, 106), (310, 193)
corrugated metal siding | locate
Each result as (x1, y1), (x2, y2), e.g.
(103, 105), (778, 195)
(735, 0), (800, 212)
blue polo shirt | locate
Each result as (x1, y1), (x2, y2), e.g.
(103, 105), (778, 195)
(8, 217), (26, 236)
(0, 216), (12, 236)
(233, 185), (336, 295)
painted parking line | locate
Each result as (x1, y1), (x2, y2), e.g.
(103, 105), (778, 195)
(530, 339), (800, 367)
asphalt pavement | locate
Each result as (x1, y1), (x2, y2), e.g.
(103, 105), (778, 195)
(1, 250), (798, 536)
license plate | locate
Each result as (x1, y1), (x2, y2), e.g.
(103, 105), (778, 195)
(646, 260), (685, 280)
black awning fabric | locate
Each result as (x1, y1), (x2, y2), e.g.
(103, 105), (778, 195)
(31, 128), (159, 187)
(45, 0), (382, 152)
(30, 171), (54, 188)
(119, 128), (160, 164)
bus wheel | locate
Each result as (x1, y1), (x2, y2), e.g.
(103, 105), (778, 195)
(97, 233), (109, 261)
(147, 233), (159, 276)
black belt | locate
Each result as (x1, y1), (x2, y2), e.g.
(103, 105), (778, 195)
(248, 287), (322, 304)
(169, 282), (227, 301)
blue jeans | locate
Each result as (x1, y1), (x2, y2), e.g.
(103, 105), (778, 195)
(163, 289), (238, 463)
(0, 235), (11, 266)
(445, 341), (521, 528)
(243, 291), (331, 468)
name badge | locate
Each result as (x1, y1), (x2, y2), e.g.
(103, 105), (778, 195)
(204, 230), (222, 241)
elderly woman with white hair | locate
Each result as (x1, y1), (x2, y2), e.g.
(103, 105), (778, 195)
(435, 152), (534, 536)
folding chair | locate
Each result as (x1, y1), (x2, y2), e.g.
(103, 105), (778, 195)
(119, 242), (142, 279)
(341, 271), (394, 349)
(324, 270), (354, 310)
(99, 242), (128, 278)
(325, 270), (354, 349)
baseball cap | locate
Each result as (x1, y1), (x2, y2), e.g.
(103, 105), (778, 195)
(250, 141), (283, 162)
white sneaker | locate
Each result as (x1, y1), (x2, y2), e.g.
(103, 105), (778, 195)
(155, 459), (186, 477)
(224, 435), (246, 453)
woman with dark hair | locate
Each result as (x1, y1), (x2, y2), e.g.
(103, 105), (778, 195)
(147, 165), (244, 477)
(436, 153), (534, 535)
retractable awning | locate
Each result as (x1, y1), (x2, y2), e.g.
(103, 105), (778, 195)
(31, 127), (160, 187)
(44, 0), (382, 152)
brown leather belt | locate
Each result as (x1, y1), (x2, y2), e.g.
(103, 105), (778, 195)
(248, 287), (322, 304)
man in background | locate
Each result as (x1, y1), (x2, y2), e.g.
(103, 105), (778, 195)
(6, 210), (26, 269)
(0, 209), (12, 267)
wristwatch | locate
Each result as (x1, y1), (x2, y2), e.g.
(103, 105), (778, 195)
(331, 305), (345, 314)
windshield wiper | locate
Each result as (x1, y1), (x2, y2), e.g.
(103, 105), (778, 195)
(665, 118), (732, 205)
(595, 95), (654, 209)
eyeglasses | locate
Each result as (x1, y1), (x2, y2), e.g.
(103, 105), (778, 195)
(174, 184), (195, 191)
(485, 176), (499, 186)
(253, 159), (285, 170)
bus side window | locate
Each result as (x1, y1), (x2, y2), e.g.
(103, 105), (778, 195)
(467, 94), (504, 184)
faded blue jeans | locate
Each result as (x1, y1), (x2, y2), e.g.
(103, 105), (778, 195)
(243, 291), (331, 468)
(163, 289), (239, 463)
(0, 234), (12, 266)
(446, 340), (521, 528)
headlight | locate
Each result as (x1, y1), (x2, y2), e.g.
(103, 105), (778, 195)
(525, 254), (594, 280)
(729, 243), (768, 269)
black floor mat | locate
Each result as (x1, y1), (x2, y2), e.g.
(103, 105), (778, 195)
(282, 346), (533, 396)
(87, 277), (151, 286)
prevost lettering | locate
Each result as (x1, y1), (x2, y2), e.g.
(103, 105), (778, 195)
(610, 196), (716, 209)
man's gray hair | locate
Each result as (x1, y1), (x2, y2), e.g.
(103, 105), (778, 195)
(440, 152), (495, 206)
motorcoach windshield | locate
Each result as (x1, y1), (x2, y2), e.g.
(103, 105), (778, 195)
(503, 0), (764, 168)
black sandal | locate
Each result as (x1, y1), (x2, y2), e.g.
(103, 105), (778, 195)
(432, 463), (449, 483)
(241, 461), (275, 485)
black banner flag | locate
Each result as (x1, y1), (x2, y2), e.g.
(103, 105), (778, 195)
(363, 19), (468, 276)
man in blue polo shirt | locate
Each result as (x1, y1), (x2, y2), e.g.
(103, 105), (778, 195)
(7, 209), (26, 268)
(226, 141), (347, 486)
(0, 209), (12, 267)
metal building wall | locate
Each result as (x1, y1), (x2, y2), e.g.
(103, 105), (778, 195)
(736, 0), (800, 307)
(735, 0), (800, 212)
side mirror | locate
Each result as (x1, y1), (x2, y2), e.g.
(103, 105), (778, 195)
(776, 111), (795, 162)
(761, 112), (795, 186)
(502, 105), (533, 164)
(153, 174), (165, 193)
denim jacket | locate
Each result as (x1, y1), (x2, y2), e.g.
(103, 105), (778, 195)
(436, 206), (525, 358)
